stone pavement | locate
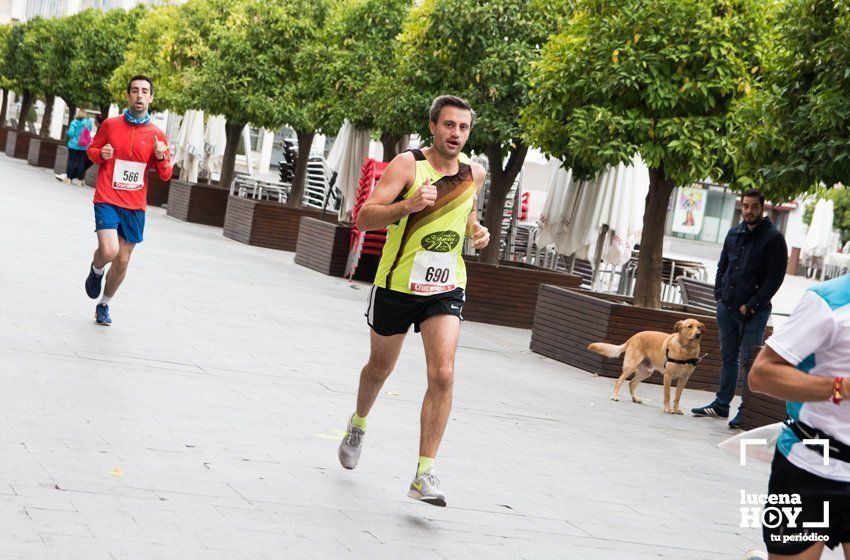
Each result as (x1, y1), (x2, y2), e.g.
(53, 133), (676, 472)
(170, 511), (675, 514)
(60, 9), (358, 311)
(0, 155), (837, 559)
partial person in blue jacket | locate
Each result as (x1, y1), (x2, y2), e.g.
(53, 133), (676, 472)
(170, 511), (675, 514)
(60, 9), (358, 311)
(56, 109), (94, 185)
(692, 189), (788, 428)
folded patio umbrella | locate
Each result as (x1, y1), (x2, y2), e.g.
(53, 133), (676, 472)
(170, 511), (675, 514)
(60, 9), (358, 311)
(538, 156), (649, 266)
(327, 120), (372, 224)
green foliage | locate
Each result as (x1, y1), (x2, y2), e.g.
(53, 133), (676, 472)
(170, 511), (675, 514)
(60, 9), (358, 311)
(523, 0), (769, 185)
(0, 24), (14, 91)
(160, 0), (332, 130)
(24, 17), (75, 100)
(4, 19), (42, 95)
(66, 8), (143, 109)
(730, 0), (850, 200)
(110, 4), (188, 112)
(319, 0), (415, 136)
(398, 0), (557, 154)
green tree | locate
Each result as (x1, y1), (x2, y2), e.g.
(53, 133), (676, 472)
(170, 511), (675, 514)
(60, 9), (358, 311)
(24, 17), (75, 137)
(4, 20), (42, 131)
(0, 24), (13, 127)
(121, 0), (333, 193)
(109, 4), (189, 115)
(321, 0), (417, 161)
(398, 0), (557, 264)
(523, 0), (769, 308)
(730, 0), (850, 202)
(69, 8), (143, 118)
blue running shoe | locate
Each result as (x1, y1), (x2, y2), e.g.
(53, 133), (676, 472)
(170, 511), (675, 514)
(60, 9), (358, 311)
(728, 408), (743, 429)
(95, 303), (111, 326)
(85, 263), (104, 299)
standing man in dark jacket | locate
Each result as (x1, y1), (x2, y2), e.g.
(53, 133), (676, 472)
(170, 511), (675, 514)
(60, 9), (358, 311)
(692, 189), (788, 428)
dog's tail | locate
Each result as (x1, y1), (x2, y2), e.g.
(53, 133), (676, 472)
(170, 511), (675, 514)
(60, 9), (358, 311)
(587, 342), (627, 358)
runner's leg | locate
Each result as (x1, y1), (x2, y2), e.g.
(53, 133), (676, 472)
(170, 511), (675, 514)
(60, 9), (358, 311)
(418, 314), (460, 458)
(355, 329), (406, 418)
(93, 229), (119, 270)
(103, 237), (135, 299)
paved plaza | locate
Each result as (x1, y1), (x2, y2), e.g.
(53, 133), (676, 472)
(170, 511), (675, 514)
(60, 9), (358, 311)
(0, 155), (836, 559)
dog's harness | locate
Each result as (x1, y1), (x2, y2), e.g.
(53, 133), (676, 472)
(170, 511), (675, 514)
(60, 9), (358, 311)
(663, 349), (708, 370)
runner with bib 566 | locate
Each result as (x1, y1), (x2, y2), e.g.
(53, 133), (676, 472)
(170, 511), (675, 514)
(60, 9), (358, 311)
(84, 75), (172, 326)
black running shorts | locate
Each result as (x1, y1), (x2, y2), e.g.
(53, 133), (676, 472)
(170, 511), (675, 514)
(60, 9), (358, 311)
(365, 285), (464, 336)
(763, 450), (850, 555)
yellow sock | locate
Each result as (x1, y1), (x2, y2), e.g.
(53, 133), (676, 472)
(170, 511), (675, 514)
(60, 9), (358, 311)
(351, 413), (367, 430)
(417, 456), (435, 476)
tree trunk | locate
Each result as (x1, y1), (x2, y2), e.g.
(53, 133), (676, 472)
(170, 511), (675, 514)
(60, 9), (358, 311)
(633, 167), (676, 309)
(0, 89), (8, 128)
(39, 94), (54, 138)
(478, 141), (529, 264)
(63, 101), (76, 138)
(219, 122), (244, 190)
(380, 132), (400, 162)
(286, 129), (315, 208)
(17, 90), (34, 131)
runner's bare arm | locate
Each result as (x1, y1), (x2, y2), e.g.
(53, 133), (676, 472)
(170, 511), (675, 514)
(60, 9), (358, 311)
(749, 345), (847, 402)
(87, 120), (109, 164)
(466, 163), (490, 249)
(356, 152), (420, 231)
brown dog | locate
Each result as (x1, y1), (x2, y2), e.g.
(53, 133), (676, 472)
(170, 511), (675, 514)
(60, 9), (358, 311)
(587, 319), (706, 414)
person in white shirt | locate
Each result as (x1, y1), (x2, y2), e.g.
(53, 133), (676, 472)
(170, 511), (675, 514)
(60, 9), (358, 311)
(750, 274), (850, 558)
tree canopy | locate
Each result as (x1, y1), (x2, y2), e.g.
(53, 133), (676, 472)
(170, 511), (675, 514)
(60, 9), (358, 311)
(729, 0), (850, 201)
(398, 0), (557, 263)
(523, 0), (770, 307)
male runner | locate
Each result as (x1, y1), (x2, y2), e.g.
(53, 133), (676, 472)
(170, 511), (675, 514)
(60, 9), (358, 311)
(338, 95), (490, 507)
(84, 75), (172, 326)
(750, 274), (850, 558)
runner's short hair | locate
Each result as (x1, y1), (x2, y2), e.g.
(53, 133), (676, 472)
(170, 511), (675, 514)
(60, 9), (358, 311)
(127, 75), (154, 96)
(742, 189), (765, 205)
(429, 95), (476, 127)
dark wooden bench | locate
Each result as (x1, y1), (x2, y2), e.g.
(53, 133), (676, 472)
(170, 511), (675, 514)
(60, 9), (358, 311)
(676, 276), (716, 315)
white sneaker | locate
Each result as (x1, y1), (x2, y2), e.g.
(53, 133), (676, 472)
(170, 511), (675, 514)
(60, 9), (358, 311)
(337, 415), (365, 470)
(408, 468), (446, 507)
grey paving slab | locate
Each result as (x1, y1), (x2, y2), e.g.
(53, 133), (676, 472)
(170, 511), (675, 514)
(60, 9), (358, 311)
(0, 155), (839, 559)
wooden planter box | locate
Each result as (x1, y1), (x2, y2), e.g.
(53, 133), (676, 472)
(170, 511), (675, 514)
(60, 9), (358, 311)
(463, 260), (582, 328)
(146, 170), (170, 207)
(739, 347), (787, 430)
(85, 164), (99, 188)
(53, 145), (69, 175)
(5, 129), (32, 159)
(166, 179), (229, 227)
(27, 137), (62, 168)
(530, 285), (773, 394)
(293, 217), (381, 281)
(0, 127), (7, 152)
(223, 196), (336, 252)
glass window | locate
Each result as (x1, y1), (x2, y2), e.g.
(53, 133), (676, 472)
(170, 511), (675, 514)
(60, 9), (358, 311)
(665, 184), (736, 244)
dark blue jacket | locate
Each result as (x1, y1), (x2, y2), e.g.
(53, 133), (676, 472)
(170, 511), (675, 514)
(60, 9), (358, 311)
(714, 216), (787, 312)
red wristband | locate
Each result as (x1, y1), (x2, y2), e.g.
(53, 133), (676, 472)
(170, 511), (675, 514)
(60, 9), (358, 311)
(832, 377), (844, 405)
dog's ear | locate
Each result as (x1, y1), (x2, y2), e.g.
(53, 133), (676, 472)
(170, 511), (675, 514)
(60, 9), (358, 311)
(674, 320), (683, 331)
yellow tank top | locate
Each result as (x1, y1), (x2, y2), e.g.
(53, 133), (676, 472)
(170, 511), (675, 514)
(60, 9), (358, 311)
(374, 149), (476, 295)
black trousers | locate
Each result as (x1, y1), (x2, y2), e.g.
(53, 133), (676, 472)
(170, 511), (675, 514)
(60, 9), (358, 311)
(66, 148), (88, 180)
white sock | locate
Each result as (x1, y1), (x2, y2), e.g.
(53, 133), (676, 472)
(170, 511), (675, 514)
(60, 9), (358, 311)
(92, 264), (105, 276)
(100, 296), (112, 305)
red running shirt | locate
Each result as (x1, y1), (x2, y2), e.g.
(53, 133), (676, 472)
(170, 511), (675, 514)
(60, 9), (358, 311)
(87, 116), (173, 211)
